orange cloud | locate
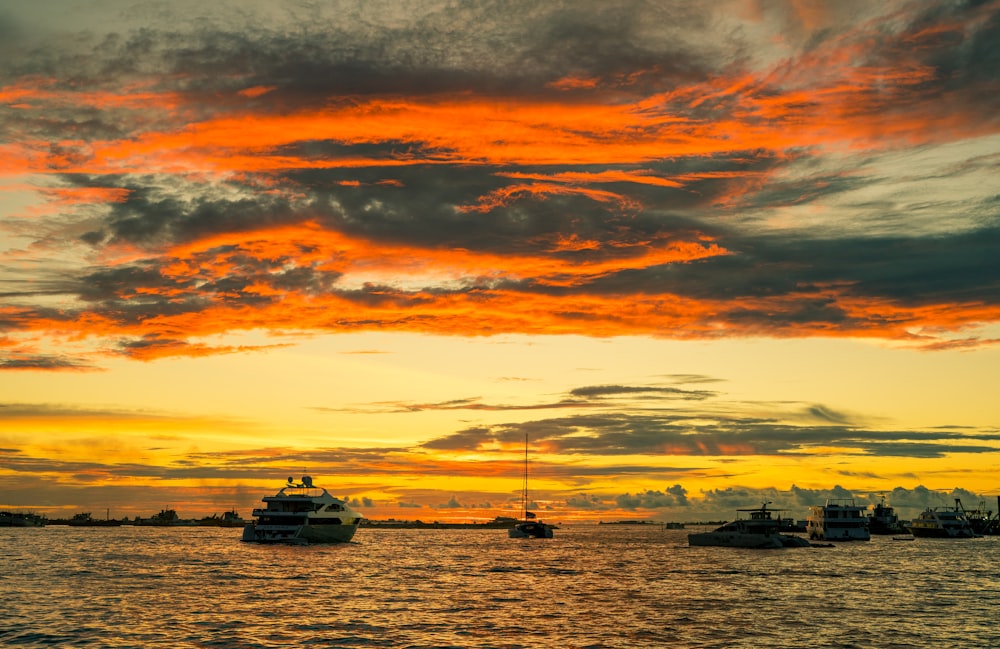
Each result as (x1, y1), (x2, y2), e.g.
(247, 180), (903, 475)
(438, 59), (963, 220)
(7, 207), (999, 359)
(547, 75), (601, 91)
(238, 85), (276, 98)
(39, 186), (132, 205)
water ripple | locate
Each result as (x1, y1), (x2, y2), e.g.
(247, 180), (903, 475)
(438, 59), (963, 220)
(2, 527), (999, 647)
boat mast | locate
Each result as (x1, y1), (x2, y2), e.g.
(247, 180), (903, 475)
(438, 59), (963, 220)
(521, 433), (529, 521)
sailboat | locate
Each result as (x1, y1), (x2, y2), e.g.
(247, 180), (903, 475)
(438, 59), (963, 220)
(508, 434), (555, 539)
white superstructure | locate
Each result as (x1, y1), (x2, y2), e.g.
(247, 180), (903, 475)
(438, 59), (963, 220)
(242, 476), (363, 544)
(807, 498), (870, 541)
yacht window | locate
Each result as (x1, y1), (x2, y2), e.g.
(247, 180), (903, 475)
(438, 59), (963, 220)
(324, 503), (343, 512)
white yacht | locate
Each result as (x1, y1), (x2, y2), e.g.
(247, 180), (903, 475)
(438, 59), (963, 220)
(242, 476), (363, 544)
(688, 502), (809, 549)
(807, 498), (870, 541)
(908, 505), (976, 538)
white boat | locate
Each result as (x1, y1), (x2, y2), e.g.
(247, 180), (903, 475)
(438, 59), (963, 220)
(807, 498), (870, 541)
(908, 503), (977, 538)
(241, 476), (363, 544)
(508, 435), (554, 539)
(688, 502), (809, 549)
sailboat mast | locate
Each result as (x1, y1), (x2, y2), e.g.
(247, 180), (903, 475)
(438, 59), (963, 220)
(522, 433), (528, 521)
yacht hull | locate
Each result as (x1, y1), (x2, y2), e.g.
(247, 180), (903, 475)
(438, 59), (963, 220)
(509, 521), (554, 538)
(687, 532), (784, 549)
(909, 529), (971, 538)
(242, 522), (359, 544)
(908, 525), (975, 538)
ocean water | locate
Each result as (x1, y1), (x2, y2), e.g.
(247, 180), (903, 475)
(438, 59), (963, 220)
(2, 524), (998, 648)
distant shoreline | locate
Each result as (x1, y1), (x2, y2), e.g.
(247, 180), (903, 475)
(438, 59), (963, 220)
(36, 518), (522, 529)
(21, 519), (712, 529)
(361, 520), (516, 529)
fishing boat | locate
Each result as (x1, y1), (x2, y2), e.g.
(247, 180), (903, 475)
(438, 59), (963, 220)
(241, 476), (363, 544)
(867, 495), (907, 535)
(508, 435), (555, 539)
(955, 497), (999, 536)
(688, 502), (809, 549)
(908, 502), (977, 538)
(807, 498), (870, 541)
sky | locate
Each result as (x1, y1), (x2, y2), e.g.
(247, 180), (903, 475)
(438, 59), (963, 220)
(2, 0), (999, 524)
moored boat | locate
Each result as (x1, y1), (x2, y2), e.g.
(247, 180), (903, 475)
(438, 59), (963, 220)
(955, 497), (998, 536)
(199, 509), (246, 527)
(0, 511), (46, 527)
(688, 502), (809, 549)
(688, 503), (809, 549)
(807, 498), (870, 541)
(69, 511), (123, 527)
(242, 476), (363, 544)
(908, 502), (976, 538)
(509, 519), (555, 538)
(507, 434), (555, 539)
(867, 495), (907, 535)
(137, 508), (182, 526)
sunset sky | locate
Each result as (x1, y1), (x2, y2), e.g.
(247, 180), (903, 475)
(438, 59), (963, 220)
(2, 0), (999, 523)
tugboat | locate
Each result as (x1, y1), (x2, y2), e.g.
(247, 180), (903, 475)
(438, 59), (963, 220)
(807, 498), (870, 541)
(242, 476), (363, 544)
(867, 495), (907, 535)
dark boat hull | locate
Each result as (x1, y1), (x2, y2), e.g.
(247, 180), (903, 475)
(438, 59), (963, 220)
(242, 521), (359, 544)
(509, 521), (554, 538)
(909, 527), (975, 538)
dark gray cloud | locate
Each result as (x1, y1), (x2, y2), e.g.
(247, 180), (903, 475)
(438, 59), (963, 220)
(0, 354), (97, 371)
(422, 412), (1000, 459)
(405, 379), (1000, 460)
(568, 384), (715, 400)
(329, 381), (715, 415)
(0, 2), (723, 105)
(0, 402), (172, 420)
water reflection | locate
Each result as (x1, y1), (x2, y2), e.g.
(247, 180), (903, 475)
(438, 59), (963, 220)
(2, 525), (998, 647)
